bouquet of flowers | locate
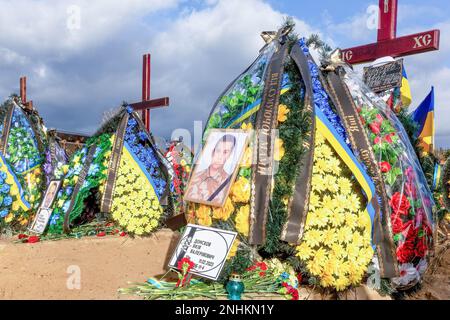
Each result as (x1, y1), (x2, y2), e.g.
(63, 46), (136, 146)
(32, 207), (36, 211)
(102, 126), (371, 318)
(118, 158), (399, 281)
(119, 258), (302, 300)
(341, 67), (436, 288)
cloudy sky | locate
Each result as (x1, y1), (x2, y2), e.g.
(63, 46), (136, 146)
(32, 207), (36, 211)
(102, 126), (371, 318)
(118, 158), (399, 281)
(0, 0), (448, 148)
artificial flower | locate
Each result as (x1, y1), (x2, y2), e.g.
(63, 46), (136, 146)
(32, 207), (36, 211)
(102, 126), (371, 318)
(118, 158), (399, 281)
(277, 104), (290, 123)
(230, 176), (250, 203)
(273, 138), (285, 161)
(235, 205), (250, 236)
(212, 197), (234, 221)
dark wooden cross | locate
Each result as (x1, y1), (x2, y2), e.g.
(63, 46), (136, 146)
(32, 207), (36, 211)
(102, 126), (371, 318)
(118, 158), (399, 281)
(341, 0), (440, 64)
(19, 76), (33, 110)
(129, 54), (169, 131)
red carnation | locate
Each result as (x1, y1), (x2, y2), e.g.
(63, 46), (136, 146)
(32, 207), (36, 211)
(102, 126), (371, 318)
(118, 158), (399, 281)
(97, 231), (106, 237)
(27, 235), (40, 244)
(396, 242), (415, 263)
(18, 234), (28, 240)
(375, 114), (384, 123)
(257, 261), (268, 271)
(119, 231), (127, 237)
(415, 237), (428, 258)
(379, 161), (392, 173)
(391, 215), (404, 234)
(374, 136), (382, 144)
(177, 257), (195, 273)
(389, 192), (411, 216)
(369, 122), (381, 134)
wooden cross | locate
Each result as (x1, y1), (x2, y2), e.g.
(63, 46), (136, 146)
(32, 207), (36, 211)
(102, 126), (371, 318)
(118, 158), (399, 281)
(341, 0), (440, 64)
(129, 54), (169, 131)
(19, 76), (33, 110)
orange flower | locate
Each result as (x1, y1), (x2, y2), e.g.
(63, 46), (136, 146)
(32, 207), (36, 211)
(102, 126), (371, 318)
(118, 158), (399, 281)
(212, 197), (235, 221)
(277, 104), (290, 123)
(230, 177), (251, 203)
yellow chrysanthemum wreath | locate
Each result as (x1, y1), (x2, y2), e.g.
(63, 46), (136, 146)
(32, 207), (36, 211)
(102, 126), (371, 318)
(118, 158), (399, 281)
(110, 147), (163, 236)
(295, 130), (374, 291)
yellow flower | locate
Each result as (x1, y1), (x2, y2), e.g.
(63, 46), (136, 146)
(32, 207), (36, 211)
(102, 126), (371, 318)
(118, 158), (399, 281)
(241, 122), (253, 131)
(320, 272), (336, 288)
(227, 239), (240, 259)
(240, 147), (252, 168)
(196, 204), (210, 218)
(212, 197), (235, 221)
(12, 202), (20, 211)
(277, 104), (290, 123)
(230, 177), (250, 203)
(5, 213), (14, 223)
(337, 177), (352, 195)
(335, 276), (350, 291)
(235, 205), (250, 236)
(307, 259), (323, 276)
(313, 247), (328, 267)
(62, 165), (69, 175)
(296, 242), (313, 260)
(198, 215), (212, 226)
(273, 138), (285, 161)
(303, 229), (322, 247)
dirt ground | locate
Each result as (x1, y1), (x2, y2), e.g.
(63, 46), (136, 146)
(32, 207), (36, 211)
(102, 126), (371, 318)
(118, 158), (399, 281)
(0, 229), (181, 300)
(0, 228), (447, 300)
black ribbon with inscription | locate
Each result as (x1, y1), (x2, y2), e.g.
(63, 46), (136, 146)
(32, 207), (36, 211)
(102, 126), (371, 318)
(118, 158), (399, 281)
(280, 43), (316, 244)
(63, 143), (98, 233)
(249, 28), (289, 245)
(0, 103), (13, 154)
(100, 112), (129, 214)
(324, 69), (399, 278)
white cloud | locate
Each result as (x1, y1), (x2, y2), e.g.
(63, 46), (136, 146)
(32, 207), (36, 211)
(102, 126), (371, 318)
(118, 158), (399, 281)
(0, 0), (179, 54)
(143, 0), (317, 138)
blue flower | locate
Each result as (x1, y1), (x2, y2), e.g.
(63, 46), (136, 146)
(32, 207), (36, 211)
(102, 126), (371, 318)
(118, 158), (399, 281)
(126, 106), (133, 114)
(50, 213), (60, 225)
(3, 196), (13, 206)
(1, 184), (11, 194)
(281, 272), (289, 280)
(0, 209), (8, 218)
(137, 131), (147, 141)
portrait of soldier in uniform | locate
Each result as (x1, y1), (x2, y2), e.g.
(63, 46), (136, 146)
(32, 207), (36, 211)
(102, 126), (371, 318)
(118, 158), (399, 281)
(185, 130), (249, 207)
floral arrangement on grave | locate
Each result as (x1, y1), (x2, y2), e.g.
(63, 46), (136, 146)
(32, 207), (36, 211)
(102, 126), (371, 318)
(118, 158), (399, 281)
(119, 258), (302, 300)
(0, 97), (51, 230)
(183, 20), (436, 294)
(44, 105), (175, 237)
(164, 138), (192, 213)
(339, 66), (436, 290)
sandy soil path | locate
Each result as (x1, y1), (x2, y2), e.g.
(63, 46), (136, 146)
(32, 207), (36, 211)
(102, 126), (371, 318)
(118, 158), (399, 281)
(0, 229), (180, 300)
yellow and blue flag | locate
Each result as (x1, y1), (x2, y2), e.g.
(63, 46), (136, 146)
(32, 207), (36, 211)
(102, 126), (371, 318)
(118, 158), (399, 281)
(412, 86), (435, 154)
(400, 66), (412, 108)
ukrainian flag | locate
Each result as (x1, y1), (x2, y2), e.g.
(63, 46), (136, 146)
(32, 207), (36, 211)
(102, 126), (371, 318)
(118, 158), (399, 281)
(400, 66), (412, 108)
(412, 86), (435, 154)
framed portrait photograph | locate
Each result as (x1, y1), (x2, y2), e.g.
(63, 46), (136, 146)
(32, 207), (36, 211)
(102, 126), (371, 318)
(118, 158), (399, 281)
(184, 129), (250, 207)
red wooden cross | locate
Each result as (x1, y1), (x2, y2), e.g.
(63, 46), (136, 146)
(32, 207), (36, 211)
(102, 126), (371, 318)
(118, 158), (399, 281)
(129, 54), (169, 131)
(341, 0), (440, 64)
(19, 76), (33, 110)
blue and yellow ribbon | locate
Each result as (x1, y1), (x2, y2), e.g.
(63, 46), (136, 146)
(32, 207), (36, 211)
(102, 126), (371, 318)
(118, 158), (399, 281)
(224, 86), (290, 128)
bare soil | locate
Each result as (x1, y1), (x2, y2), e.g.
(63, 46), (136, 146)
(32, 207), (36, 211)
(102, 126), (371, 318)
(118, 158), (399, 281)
(0, 228), (447, 300)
